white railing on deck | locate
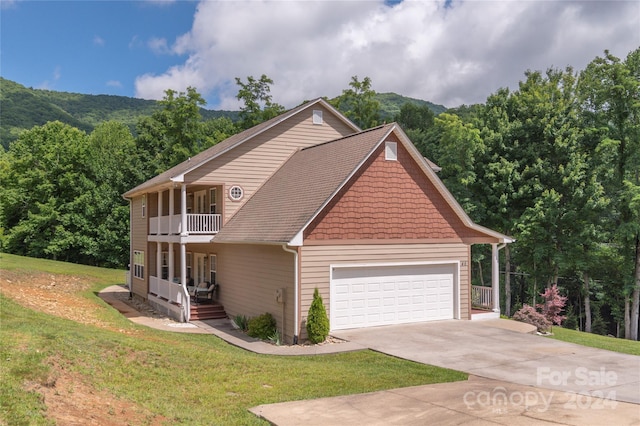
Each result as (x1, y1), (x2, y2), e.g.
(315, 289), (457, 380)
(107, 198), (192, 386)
(149, 214), (221, 235)
(472, 285), (492, 309)
(149, 276), (183, 305)
(186, 214), (221, 234)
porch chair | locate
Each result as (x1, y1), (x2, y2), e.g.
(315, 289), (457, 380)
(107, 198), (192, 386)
(191, 281), (218, 304)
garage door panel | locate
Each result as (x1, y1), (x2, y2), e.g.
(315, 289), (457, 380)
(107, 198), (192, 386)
(331, 264), (455, 330)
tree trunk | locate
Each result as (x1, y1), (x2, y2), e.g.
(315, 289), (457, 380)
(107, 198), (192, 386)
(505, 245), (511, 317)
(477, 260), (485, 286)
(630, 235), (640, 340)
(625, 298), (631, 340)
(583, 271), (592, 333)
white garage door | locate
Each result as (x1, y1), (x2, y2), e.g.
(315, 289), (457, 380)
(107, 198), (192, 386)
(331, 263), (456, 330)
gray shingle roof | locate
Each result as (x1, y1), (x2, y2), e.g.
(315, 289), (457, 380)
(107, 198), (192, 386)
(214, 124), (395, 243)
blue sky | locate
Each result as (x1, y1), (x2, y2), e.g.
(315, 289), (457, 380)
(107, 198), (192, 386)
(1, 1), (197, 97)
(2, 1), (639, 110)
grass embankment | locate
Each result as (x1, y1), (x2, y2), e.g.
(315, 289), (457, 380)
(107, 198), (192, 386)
(548, 327), (640, 356)
(0, 254), (467, 425)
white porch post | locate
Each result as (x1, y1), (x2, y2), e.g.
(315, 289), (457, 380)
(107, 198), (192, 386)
(168, 243), (175, 281)
(181, 184), (188, 236)
(491, 243), (500, 313)
(169, 187), (175, 235)
(157, 190), (162, 235)
(156, 242), (162, 280)
(180, 244), (187, 290)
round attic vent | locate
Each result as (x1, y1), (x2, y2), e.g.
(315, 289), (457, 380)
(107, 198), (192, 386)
(229, 185), (244, 201)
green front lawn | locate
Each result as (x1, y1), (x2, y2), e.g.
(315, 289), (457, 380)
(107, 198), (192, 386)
(548, 326), (640, 356)
(0, 254), (467, 425)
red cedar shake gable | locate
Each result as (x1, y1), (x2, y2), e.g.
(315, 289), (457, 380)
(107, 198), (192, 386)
(304, 138), (488, 242)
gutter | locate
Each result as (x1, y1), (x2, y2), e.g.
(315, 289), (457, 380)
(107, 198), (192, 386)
(282, 244), (300, 344)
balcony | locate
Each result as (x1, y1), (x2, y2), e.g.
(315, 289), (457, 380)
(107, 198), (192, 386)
(149, 214), (222, 235)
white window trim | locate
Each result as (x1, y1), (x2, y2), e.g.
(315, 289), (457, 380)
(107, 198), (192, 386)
(312, 109), (323, 125)
(210, 254), (217, 284)
(228, 185), (244, 201)
(385, 141), (398, 161)
(133, 250), (145, 279)
(210, 188), (217, 214)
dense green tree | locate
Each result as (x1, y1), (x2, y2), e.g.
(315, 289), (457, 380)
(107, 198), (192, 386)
(0, 121), (143, 267)
(235, 75), (285, 130)
(0, 122), (97, 263)
(577, 48), (640, 339)
(136, 87), (208, 177)
(334, 76), (381, 129)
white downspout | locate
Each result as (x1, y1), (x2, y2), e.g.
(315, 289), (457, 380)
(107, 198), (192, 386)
(491, 243), (507, 313)
(282, 244), (299, 344)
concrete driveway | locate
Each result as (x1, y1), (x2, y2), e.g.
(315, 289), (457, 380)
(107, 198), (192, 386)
(332, 320), (640, 404)
(251, 320), (640, 425)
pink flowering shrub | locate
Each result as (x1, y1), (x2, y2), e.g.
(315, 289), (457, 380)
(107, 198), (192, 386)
(536, 284), (568, 326)
(512, 304), (551, 332)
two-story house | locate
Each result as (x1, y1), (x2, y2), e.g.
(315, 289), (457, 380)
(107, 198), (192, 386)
(124, 98), (512, 344)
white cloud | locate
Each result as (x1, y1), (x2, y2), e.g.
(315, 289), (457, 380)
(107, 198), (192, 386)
(37, 66), (62, 90)
(135, 0), (640, 108)
(148, 37), (170, 54)
(106, 80), (122, 88)
(93, 35), (105, 47)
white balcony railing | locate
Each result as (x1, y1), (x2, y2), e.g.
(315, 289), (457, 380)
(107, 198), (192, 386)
(472, 285), (493, 309)
(149, 214), (221, 235)
(149, 276), (184, 305)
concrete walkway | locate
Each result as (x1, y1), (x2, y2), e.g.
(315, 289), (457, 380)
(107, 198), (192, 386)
(99, 285), (363, 355)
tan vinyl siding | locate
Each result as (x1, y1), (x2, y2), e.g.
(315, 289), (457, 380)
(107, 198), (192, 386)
(130, 196), (148, 298)
(215, 244), (296, 343)
(186, 106), (355, 222)
(299, 243), (472, 335)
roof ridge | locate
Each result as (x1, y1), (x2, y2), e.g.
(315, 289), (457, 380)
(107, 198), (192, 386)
(300, 122), (394, 151)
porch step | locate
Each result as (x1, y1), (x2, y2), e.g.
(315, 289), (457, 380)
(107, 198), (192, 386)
(190, 303), (227, 321)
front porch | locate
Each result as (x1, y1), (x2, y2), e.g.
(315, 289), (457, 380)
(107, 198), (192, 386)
(470, 242), (505, 321)
(148, 276), (226, 321)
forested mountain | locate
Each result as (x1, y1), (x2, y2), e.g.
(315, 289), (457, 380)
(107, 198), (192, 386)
(0, 77), (445, 149)
(376, 92), (446, 118)
(0, 78), (239, 149)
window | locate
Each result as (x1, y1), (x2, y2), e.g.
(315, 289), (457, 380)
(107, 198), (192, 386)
(385, 141), (398, 161)
(187, 194), (193, 214)
(186, 252), (192, 284)
(161, 251), (168, 280)
(312, 109), (323, 125)
(210, 188), (217, 214)
(210, 255), (217, 284)
(133, 250), (145, 279)
(141, 195), (146, 217)
(229, 185), (244, 201)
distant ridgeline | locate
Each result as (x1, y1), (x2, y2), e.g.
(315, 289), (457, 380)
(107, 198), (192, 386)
(0, 77), (446, 149)
(0, 78), (239, 149)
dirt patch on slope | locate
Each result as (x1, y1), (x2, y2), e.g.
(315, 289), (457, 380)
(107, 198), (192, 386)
(0, 271), (167, 425)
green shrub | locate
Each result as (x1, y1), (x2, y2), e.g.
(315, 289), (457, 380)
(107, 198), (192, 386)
(306, 288), (330, 344)
(247, 313), (276, 340)
(233, 314), (248, 331)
